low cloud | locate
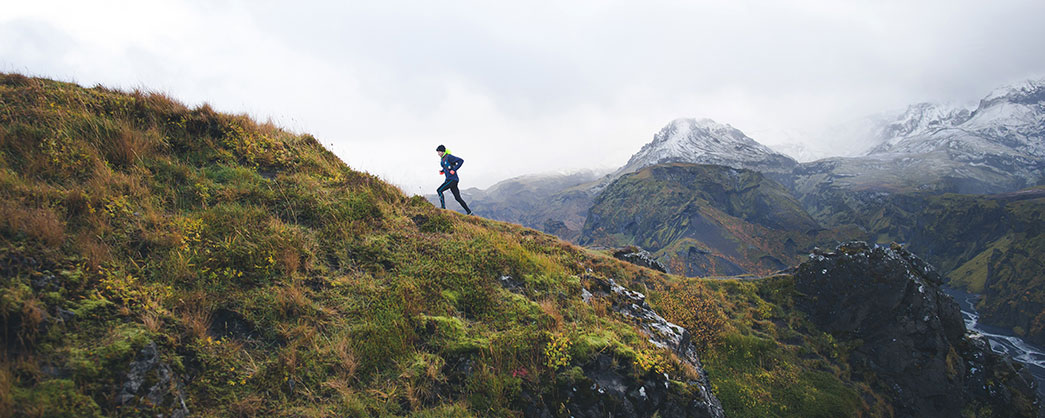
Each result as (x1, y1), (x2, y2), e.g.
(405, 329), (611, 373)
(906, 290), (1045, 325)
(3, 0), (1044, 191)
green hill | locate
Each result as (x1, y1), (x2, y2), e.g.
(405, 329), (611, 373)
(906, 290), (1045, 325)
(1, 74), (1036, 417)
(0, 73), (721, 416)
(0, 74), (861, 417)
(579, 164), (855, 276)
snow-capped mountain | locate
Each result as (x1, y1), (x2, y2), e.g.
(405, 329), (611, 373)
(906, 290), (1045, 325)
(865, 103), (972, 154)
(795, 79), (1045, 195)
(614, 118), (798, 177)
(863, 80), (1045, 179)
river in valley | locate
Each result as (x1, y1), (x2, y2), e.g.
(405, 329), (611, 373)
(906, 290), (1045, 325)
(943, 286), (1045, 400)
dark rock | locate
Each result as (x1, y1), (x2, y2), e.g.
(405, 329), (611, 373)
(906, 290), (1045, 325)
(556, 274), (725, 418)
(519, 269), (723, 416)
(55, 307), (75, 323)
(207, 308), (259, 341)
(522, 351), (719, 418)
(793, 242), (1039, 417)
(613, 247), (668, 273)
(497, 275), (525, 294)
(117, 342), (189, 418)
(30, 272), (57, 290)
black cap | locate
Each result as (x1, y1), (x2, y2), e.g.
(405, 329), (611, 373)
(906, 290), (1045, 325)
(436, 145), (446, 152)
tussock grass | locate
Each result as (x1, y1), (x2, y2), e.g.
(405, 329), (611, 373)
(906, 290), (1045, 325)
(0, 73), (884, 416)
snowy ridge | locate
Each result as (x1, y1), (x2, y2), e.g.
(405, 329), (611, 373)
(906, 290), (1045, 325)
(867, 103), (971, 154)
(791, 78), (1045, 194)
(866, 79), (1045, 162)
(615, 118), (797, 176)
(979, 79), (1045, 108)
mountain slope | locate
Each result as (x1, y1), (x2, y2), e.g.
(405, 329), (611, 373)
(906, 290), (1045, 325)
(814, 187), (1045, 346)
(425, 170), (603, 241)
(864, 102), (972, 154)
(579, 163), (852, 276)
(3, 73), (1034, 417)
(461, 118), (801, 243)
(0, 74), (724, 417)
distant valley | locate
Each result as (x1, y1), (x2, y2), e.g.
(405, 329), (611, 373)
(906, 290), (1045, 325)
(459, 79), (1045, 350)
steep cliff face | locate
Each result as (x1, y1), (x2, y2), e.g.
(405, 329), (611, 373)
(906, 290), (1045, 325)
(793, 242), (1039, 417)
(797, 186), (1045, 346)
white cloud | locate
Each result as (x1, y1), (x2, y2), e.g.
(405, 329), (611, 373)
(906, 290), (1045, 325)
(3, 0), (1044, 191)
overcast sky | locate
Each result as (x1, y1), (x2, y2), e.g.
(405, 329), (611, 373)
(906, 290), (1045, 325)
(4, 0), (1045, 193)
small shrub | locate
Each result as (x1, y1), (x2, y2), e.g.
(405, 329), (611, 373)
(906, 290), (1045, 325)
(0, 366), (12, 415)
(328, 334), (358, 380)
(544, 333), (572, 370)
(11, 379), (102, 417)
(226, 394), (264, 417)
(656, 282), (726, 350)
(103, 123), (154, 168)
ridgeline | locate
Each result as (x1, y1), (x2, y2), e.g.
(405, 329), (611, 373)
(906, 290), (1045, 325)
(0, 74), (1036, 417)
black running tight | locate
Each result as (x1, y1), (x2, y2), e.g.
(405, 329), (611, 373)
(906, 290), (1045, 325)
(437, 179), (471, 213)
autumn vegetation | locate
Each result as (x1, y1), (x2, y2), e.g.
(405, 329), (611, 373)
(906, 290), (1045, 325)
(2, 73), (882, 416)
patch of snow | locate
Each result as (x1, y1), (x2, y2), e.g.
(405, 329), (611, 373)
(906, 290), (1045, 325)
(615, 118), (796, 176)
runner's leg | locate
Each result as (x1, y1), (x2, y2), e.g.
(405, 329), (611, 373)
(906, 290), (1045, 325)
(449, 181), (471, 214)
(436, 179), (452, 209)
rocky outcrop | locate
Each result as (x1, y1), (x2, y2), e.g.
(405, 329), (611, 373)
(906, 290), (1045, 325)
(794, 242), (1039, 417)
(117, 342), (189, 417)
(613, 247), (668, 273)
(521, 274), (725, 418)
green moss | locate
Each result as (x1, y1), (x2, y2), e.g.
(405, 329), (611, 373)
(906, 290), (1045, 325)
(70, 294), (114, 318)
(410, 403), (476, 418)
(12, 379), (103, 417)
(571, 331), (612, 361)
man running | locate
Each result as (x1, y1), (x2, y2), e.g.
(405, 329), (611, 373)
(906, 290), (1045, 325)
(436, 145), (472, 215)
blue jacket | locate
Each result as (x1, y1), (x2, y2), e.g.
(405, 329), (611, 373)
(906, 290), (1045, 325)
(440, 153), (464, 181)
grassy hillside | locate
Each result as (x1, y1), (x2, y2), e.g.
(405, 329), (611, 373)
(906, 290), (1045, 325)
(580, 164), (856, 276)
(0, 74), (884, 417)
(425, 172), (599, 243)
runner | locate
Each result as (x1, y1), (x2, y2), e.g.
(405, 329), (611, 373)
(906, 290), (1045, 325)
(435, 145), (472, 215)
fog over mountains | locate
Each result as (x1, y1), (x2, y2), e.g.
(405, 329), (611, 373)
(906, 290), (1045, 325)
(448, 79), (1045, 249)
(481, 77), (1045, 196)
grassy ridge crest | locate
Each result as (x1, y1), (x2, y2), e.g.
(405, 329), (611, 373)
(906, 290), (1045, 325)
(1, 74), (877, 417)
